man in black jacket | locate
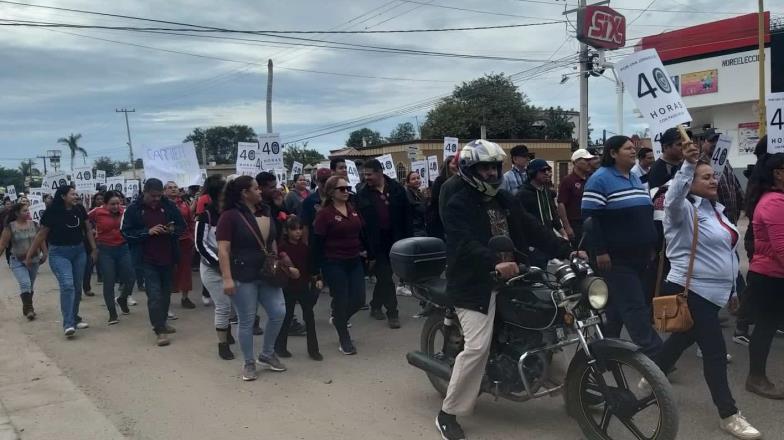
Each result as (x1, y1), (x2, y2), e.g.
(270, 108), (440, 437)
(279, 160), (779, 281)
(121, 178), (185, 347)
(436, 140), (573, 440)
(516, 159), (566, 268)
(356, 159), (413, 329)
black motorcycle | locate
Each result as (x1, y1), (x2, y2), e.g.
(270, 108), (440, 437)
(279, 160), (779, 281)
(390, 236), (678, 440)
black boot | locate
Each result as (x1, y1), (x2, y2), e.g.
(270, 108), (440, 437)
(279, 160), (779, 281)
(20, 292), (35, 320)
(253, 315), (264, 335)
(226, 327), (236, 345)
(216, 328), (234, 360)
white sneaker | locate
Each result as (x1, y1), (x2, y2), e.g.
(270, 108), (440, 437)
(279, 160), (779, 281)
(64, 327), (76, 337)
(720, 412), (761, 439)
(696, 348), (732, 363)
(202, 296), (212, 306)
(328, 316), (351, 328)
(396, 286), (412, 296)
(127, 296), (138, 306)
(167, 311), (178, 320)
(76, 322), (89, 329)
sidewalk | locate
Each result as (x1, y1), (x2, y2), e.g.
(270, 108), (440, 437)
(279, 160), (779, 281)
(0, 296), (124, 440)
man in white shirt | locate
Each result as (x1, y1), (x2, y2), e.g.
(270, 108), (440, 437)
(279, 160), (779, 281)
(500, 145), (530, 195)
(631, 147), (655, 189)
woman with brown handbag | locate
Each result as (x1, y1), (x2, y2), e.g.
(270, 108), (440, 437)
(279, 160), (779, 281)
(652, 141), (760, 439)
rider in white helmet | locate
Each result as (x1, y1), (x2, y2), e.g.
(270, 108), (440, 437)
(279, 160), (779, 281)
(436, 140), (573, 440)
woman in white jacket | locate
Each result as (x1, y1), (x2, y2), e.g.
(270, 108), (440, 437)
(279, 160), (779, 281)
(652, 141), (760, 439)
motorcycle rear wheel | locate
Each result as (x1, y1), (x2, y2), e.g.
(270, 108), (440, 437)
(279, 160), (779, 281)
(420, 311), (462, 397)
(566, 348), (678, 440)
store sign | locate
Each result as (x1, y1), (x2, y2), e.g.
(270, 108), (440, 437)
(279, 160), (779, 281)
(680, 69), (718, 97)
(737, 122), (760, 155)
(577, 5), (626, 50)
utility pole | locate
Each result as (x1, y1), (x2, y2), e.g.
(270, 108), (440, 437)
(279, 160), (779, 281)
(115, 108), (137, 178)
(36, 155), (48, 175)
(757, 0), (767, 137)
(578, 0), (589, 149)
(266, 59), (274, 133)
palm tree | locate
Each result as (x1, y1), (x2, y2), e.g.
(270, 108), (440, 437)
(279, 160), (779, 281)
(18, 159), (37, 177)
(57, 133), (88, 171)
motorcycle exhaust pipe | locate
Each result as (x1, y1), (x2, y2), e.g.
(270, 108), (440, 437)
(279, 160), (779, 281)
(406, 351), (452, 381)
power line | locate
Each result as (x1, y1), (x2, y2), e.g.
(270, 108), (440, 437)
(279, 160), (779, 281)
(509, 0), (751, 15)
(396, 0), (559, 20)
(0, 18), (565, 33)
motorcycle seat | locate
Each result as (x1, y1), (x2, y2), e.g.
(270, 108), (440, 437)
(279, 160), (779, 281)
(413, 278), (452, 307)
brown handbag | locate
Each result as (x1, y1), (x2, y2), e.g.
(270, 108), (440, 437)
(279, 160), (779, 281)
(237, 212), (291, 287)
(652, 206), (698, 333)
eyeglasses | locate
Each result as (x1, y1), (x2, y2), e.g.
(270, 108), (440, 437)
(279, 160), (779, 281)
(336, 186), (351, 192)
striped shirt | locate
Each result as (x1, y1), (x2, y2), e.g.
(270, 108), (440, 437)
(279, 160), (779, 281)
(582, 166), (658, 258)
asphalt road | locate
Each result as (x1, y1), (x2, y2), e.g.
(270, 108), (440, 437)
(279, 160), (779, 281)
(1, 242), (783, 439)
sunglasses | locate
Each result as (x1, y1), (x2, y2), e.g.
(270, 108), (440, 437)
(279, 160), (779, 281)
(335, 186), (352, 193)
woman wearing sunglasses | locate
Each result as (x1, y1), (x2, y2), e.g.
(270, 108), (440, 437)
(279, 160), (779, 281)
(312, 176), (370, 355)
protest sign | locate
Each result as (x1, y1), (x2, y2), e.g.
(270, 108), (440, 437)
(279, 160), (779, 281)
(42, 172), (69, 195)
(617, 49), (691, 128)
(407, 144), (419, 161)
(259, 133), (284, 170)
(274, 169), (287, 185)
(124, 179), (140, 198)
(710, 134), (732, 176)
(426, 155), (439, 182)
(443, 137), (459, 159)
(345, 160), (361, 188)
(29, 201), (45, 224)
(28, 194), (42, 206)
(411, 160), (429, 189)
(5, 186), (17, 201)
(106, 177), (125, 193)
(29, 188), (43, 197)
(649, 125), (666, 159)
(376, 154), (397, 180)
(72, 166), (96, 194)
(143, 142), (202, 187)
(292, 161), (303, 176)
(96, 170), (106, 183)
(767, 92), (784, 153)
(236, 141), (261, 177)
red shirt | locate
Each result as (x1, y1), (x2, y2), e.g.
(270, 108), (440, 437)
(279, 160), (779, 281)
(278, 239), (309, 292)
(174, 198), (195, 242)
(751, 191), (784, 278)
(142, 203), (173, 266)
(313, 204), (364, 260)
(557, 172), (587, 222)
(88, 206), (125, 246)
(195, 194), (211, 215)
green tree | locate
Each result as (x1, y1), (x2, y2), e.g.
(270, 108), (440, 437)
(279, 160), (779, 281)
(388, 122), (417, 143)
(184, 125), (257, 164)
(346, 128), (384, 148)
(539, 107), (576, 140)
(283, 142), (325, 170)
(0, 167), (24, 195)
(94, 156), (117, 176)
(420, 74), (538, 139)
(18, 159), (40, 178)
(57, 133), (88, 171)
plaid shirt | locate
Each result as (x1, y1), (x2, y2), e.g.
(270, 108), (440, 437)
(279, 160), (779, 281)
(716, 161), (744, 224)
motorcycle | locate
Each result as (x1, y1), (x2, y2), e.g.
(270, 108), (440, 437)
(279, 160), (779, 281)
(390, 236), (678, 440)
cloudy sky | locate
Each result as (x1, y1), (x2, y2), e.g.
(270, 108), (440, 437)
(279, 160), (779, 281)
(0, 0), (777, 170)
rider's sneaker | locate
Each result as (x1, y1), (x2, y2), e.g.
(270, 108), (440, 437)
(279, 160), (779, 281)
(720, 412), (761, 440)
(435, 411), (465, 440)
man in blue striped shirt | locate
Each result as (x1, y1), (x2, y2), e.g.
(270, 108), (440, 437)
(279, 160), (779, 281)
(582, 136), (662, 358)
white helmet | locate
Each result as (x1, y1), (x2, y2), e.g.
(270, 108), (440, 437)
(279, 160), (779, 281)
(458, 140), (506, 197)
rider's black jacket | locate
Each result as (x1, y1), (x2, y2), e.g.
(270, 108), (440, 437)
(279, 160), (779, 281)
(443, 179), (572, 314)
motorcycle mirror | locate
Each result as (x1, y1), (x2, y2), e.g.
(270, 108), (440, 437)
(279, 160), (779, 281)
(488, 235), (515, 253)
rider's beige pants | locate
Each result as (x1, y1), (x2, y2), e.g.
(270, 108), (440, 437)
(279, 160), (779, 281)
(442, 292), (497, 416)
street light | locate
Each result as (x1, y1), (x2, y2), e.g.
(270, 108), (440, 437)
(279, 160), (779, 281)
(47, 149), (62, 172)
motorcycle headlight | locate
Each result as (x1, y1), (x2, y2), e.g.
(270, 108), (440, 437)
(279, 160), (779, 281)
(582, 277), (609, 310)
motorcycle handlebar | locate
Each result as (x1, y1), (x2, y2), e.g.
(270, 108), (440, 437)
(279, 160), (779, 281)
(490, 263), (529, 281)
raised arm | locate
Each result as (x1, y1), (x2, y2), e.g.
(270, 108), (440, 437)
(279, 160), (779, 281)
(664, 142), (699, 225)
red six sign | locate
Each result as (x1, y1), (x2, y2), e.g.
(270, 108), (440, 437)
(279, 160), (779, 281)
(577, 5), (626, 50)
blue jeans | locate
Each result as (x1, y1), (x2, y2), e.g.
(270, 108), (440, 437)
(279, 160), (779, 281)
(231, 279), (285, 365)
(322, 258), (365, 342)
(48, 244), (87, 330)
(97, 244), (134, 317)
(601, 263), (663, 358)
(142, 263), (173, 334)
(9, 255), (39, 293)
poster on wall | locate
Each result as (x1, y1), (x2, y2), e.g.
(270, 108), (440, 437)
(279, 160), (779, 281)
(680, 69), (718, 97)
(737, 122), (760, 155)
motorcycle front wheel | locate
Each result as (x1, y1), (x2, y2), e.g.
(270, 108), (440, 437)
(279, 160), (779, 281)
(565, 348), (678, 440)
(421, 311), (463, 397)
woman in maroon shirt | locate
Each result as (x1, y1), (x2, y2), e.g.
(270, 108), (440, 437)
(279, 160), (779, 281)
(312, 176), (370, 355)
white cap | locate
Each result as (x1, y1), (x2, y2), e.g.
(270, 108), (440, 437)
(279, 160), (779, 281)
(571, 149), (596, 162)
